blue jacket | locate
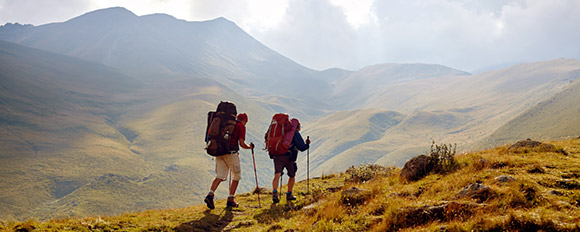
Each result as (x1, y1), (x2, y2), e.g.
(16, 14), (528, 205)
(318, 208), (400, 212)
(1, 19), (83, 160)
(291, 131), (309, 151)
(288, 131), (309, 163)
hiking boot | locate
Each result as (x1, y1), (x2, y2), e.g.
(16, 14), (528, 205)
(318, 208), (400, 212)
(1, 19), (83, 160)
(226, 197), (239, 208)
(204, 194), (215, 209)
(286, 192), (296, 201)
(272, 192), (280, 204)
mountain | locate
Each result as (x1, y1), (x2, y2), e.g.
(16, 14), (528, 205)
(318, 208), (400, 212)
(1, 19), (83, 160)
(331, 63), (470, 110)
(0, 38), (278, 220)
(476, 70), (580, 148)
(301, 59), (580, 175)
(0, 7), (330, 105)
(0, 39), (144, 220)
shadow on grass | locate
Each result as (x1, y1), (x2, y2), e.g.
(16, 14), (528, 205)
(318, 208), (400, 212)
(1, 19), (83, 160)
(176, 208), (233, 232)
(253, 201), (301, 224)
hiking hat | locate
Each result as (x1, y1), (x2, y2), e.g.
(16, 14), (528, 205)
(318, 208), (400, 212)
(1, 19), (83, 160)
(237, 113), (248, 122)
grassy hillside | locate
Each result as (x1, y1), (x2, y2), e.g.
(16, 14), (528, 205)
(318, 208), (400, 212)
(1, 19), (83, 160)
(476, 72), (580, 149)
(3, 138), (579, 231)
(0, 40), (147, 220)
(299, 109), (405, 178)
(300, 109), (473, 177)
(0, 40), (278, 221)
(302, 59), (580, 177)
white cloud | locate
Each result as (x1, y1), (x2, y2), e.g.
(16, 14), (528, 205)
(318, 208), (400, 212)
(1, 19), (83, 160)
(329, 0), (377, 29)
(187, 0), (288, 32)
(1, 0), (579, 72)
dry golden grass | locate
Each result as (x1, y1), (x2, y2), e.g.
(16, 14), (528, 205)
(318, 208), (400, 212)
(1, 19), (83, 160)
(2, 139), (580, 231)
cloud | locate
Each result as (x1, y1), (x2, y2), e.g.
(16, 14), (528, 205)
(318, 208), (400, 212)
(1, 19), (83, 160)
(187, 0), (288, 32)
(1, 0), (579, 72)
(245, 0), (359, 70)
(245, 0), (580, 72)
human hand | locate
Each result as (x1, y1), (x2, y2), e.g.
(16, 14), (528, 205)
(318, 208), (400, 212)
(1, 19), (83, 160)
(306, 138), (311, 144)
(250, 142), (255, 149)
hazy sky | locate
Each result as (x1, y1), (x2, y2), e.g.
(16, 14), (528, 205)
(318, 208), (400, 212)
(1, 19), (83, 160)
(1, 0), (579, 72)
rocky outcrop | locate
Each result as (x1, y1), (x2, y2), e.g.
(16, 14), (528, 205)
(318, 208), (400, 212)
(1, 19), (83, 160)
(457, 183), (495, 202)
(400, 155), (434, 182)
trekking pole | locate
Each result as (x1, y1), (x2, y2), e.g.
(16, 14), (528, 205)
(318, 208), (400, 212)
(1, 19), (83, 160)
(307, 136), (310, 194)
(280, 172), (284, 193)
(251, 146), (261, 208)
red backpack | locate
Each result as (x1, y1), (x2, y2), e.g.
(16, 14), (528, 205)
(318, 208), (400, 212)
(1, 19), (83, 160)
(265, 113), (293, 155)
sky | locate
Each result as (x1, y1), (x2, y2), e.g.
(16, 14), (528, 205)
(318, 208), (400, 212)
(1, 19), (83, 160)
(1, 0), (579, 73)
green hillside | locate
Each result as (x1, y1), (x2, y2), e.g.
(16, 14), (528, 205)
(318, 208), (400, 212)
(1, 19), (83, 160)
(2, 138), (579, 231)
(303, 59), (580, 177)
(476, 72), (580, 149)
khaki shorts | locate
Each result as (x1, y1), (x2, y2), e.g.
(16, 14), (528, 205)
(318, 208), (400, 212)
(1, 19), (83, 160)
(215, 151), (241, 181)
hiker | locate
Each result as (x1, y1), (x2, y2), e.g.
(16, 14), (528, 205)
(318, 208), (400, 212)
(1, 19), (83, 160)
(204, 113), (254, 209)
(271, 118), (310, 203)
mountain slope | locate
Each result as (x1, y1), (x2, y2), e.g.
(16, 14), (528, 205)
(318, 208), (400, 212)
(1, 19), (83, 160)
(0, 7), (330, 102)
(0, 39), (276, 221)
(0, 40), (148, 220)
(331, 63), (470, 110)
(301, 59), (580, 176)
(3, 139), (579, 231)
(477, 70), (580, 148)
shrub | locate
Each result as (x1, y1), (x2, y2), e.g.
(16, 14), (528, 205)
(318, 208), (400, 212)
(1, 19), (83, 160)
(345, 164), (389, 183)
(429, 140), (459, 174)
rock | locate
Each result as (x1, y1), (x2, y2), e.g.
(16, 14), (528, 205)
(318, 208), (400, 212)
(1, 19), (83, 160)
(495, 175), (516, 183)
(388, 192), (402, 198)
(458, 183), (495, 202)
(508, 138), (542, 149)
(556, 179), (580, 190)
(397, 201), (478, 228)
(341, 187), (369, 197)
(303, 201), (322, 216)
(528, 166), (545, 174)
(252, 187), (270, 194)
(400, 154), (434, 182)
(507, 138), (557, 153)
(547, 189), (564, 196)
(340, 187), (371, 207)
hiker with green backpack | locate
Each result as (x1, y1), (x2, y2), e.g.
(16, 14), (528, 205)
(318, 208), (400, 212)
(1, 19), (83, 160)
(204, 102), (254, 209)
(265, 114), (310, 203)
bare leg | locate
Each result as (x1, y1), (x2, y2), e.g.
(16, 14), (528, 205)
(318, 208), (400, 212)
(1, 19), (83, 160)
(287, 177), (295, 193)
(229, 180), (239, 195)
(210, 178), (223, 192)
(272, 173), (281, 191)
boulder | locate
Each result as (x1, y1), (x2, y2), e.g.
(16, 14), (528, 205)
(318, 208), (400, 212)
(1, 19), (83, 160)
(400, 154), (434, 182)
(340, 187), (371, 207)
(396, 201), (479, 228)
(458, 183), (495, 202)
(547, 189), (564, 196)
(495, 175), (516, 183)
(507, 138), (557, 153)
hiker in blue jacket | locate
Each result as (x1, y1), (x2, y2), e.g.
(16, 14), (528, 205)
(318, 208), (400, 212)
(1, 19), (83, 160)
(272, 120), (310, 203)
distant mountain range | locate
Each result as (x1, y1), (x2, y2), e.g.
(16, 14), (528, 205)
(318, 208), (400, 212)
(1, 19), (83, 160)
(1, 7), (579, 220)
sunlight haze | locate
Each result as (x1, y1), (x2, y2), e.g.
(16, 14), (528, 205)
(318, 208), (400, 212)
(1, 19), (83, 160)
(1, 0), (579, 72)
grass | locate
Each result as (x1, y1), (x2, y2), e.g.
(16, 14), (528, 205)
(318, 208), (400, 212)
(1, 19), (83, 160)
(2, 138), (580, 231)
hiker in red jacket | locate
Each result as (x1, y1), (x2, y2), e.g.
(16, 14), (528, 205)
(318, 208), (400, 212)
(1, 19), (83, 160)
(271, 120), (310, 203)
(204, 113), (254, 209)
